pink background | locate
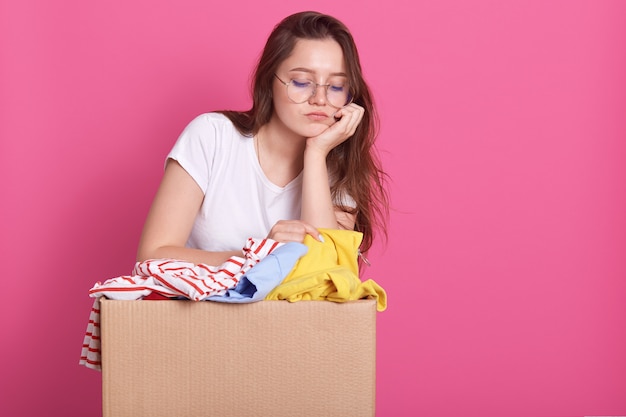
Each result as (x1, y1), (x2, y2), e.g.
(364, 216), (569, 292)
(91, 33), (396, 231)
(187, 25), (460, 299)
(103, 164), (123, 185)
(1, 0), (625, 416)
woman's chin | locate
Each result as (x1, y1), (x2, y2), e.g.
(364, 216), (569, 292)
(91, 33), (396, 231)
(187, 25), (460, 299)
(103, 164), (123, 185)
(302, 123), (332, 138)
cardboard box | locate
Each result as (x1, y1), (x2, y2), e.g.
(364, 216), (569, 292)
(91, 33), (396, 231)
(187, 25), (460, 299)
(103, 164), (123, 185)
(100, 298), (377, 417)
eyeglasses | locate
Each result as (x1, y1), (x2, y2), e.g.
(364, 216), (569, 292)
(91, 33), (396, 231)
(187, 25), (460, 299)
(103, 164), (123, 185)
(274, 74), (352, 108)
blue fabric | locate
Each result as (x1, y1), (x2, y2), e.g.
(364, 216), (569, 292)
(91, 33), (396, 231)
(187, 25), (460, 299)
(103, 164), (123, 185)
(207, 242), (308, 303)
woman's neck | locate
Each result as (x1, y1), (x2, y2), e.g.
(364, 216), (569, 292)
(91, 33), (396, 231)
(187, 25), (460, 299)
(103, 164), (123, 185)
(255, 117), (306, 187)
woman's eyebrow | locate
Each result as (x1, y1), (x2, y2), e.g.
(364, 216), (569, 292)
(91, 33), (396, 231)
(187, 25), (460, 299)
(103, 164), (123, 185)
(288, 67), (348, 77)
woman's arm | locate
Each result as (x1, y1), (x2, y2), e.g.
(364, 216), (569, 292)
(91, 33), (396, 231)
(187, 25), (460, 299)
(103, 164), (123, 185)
(300, 103), (363, 230)
(136, 159), (241, 265)
(301, 149), (356, 230)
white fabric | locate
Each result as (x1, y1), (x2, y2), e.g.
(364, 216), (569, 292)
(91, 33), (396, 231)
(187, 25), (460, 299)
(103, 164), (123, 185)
(168, 113), (303, 252)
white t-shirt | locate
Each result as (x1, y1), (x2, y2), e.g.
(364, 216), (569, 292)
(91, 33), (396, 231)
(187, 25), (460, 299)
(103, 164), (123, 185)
(167, 113), (302, 252)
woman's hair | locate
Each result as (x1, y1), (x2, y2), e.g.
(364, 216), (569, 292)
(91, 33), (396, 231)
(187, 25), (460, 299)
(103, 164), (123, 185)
(221, 11), (389, 255)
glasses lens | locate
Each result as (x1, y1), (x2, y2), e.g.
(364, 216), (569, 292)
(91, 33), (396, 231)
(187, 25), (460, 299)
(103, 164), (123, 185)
(287, 80), (315, 103)
(287, 79), (352, 108)
(326, 84), (351, 108)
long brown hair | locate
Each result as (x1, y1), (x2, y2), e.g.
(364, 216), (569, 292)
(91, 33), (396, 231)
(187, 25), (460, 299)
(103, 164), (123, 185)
(221, 11), (389, 254)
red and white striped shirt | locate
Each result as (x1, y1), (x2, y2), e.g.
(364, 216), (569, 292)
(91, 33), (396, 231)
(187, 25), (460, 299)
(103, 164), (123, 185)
(79, 237), (281, 371)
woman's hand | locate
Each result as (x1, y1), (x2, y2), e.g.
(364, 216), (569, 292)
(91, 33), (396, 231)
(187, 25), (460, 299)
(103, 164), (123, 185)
(305, 103), (365, 156)
(267, 220), (323, 243)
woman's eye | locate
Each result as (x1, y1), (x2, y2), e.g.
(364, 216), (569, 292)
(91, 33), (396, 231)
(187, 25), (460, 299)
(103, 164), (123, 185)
(329, 85), (345, 93)
(291, 79), (312, 88)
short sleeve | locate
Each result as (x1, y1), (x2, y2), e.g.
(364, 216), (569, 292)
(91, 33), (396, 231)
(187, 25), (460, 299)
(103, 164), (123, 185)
(167, 114), (221, 194)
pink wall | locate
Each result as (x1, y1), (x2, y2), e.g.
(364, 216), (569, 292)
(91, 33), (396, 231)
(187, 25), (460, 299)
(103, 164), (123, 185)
(1, 0), (625, 416)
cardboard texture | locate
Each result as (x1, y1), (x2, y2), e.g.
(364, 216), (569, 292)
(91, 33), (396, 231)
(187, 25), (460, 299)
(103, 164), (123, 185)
(100, 299), (377, 417)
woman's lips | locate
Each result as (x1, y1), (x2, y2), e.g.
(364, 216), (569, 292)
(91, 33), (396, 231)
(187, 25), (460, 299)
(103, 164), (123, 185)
(305, 112), (328, 121)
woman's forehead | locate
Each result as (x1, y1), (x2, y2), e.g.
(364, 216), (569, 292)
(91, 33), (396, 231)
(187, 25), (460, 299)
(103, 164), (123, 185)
(280, 38), (346, 75)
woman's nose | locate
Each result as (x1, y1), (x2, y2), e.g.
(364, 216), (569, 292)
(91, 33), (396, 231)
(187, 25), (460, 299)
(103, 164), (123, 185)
(308, 85), (327, 105)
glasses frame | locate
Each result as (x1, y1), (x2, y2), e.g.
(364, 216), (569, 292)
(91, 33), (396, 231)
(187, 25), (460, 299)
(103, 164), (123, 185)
(274, 74), (353, 109)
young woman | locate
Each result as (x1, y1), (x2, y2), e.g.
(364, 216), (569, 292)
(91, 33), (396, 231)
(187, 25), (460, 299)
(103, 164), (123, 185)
(136, 11), (388, 267)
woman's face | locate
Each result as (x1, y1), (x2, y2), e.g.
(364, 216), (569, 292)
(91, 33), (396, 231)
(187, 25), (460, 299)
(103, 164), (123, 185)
(271, 38), (348, 138)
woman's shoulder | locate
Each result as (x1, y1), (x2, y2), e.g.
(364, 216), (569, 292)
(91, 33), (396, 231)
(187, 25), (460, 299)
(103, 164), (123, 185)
(177, 112), (252, 156)
(187, 112), (237, 131)
(180, 112), (248, 142)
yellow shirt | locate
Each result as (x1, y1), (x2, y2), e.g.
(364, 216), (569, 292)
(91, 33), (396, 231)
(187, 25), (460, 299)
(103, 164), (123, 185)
(265, 228), (387, 311)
